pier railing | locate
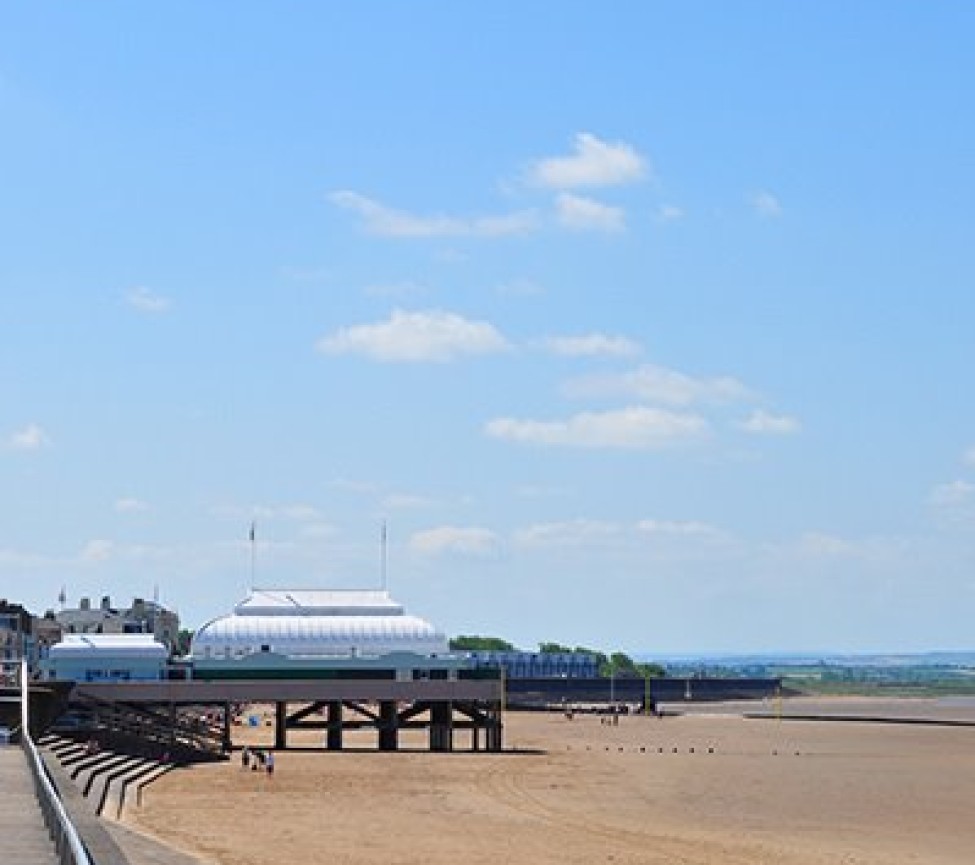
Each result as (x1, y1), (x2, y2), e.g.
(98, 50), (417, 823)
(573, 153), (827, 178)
(16, 660), (94, 865)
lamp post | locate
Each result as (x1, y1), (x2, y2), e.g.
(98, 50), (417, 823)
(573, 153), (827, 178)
(20, 658), (29, 740)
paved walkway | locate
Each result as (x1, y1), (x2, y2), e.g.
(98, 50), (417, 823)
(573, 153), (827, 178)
(0, 746), (59, 865)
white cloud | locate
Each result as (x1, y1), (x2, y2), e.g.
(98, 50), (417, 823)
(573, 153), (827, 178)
(531, 133), (648, 189)
(513, 519), (621, 548)
(327, 478), (379, 495)
(125, 286), (171, 313)
(795, 532), (857, 558)
(115, 498), (149, 513)
(656, 204), (684, 222)
(279, 265), (332, 282)
(738, 410), (801, 435)
(485, 406), (708, 449)
(929, 480), (975, 529)
(496, 278), (544, 297)
(515, 484), (570, 499)
(80, 539), (114, 562)
(280, 504), (324, 522)
(317, 308), (510, 363)
(542, 333), (641, 358)
(637, 519), (722, 538)
(6, 423), (50, 451)
(555, 193), (625, 232)
(563, 364), (751, 406)
(930, 479), (974, 508)
(328, 190), (537, 238)
(298, 522), (338, 539)
(363, 281), (428, 300)
(382, 493), (435, 510)
(409, 525), (499, 556)
(749, 190), (782, 218)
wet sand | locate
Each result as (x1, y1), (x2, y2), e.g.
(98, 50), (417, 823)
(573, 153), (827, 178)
(124, 699), (975, 865)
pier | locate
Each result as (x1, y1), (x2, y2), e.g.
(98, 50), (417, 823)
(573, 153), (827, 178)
(69, 678), (505, 753)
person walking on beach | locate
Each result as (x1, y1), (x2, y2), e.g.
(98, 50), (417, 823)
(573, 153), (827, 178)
(241, 746), (251, 769)
(265, 751), (275, 777)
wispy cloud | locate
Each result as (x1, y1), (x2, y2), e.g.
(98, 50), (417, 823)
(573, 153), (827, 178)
(328, 190), (537, 238)
(115, 497), (149, 513)
(279, 504), (326, 522)
(513, 519), (621, 549)
(317, 308), (510, 362)
(382, 493), (435, 510)
(6, 423), (50, 451)
(749, 190), (783, 218)
(125, 286), (171, 314)
(531, 133), (648, 189)
(656, 204), (685, 223)
(636, 519), (723, 538)
(279, 265), (332, 282)
(930, 479), (974, 508)
(737, 410), (801, 435)
(409, 525), (500, 556)
(327, 478), (379, 495)
(929, 479), (975, 528)
(496, 278), (545, 297)
(363, 281), (429, 300)
(555, 193), (625, 232)
(542, 333), (641, 359)
(485, 406), (708, 449)
(80, 539), (114, 562)
(963, 445), (975, 468)
(563, 363), (751, 406)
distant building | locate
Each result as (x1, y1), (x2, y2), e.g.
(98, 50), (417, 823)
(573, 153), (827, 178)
(32, 611), (63, 658)
(0, 599), (36, 679)
(464, 650), (600, 679)
(56, 595), (179, 653)
(40, 634), (169, 682)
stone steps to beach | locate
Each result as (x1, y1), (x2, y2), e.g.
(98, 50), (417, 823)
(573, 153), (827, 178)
(0, 746), (59, 865)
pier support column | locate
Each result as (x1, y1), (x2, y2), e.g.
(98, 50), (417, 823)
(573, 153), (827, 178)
(169, 702), (177, 753)
(378, 700), (398, 751)
(275, 701), (287, 750)
(429, 701), (453, 752)
(326, 701), (343, 751)
(222, 702), (232, 753)
(486, 707), (503, 752)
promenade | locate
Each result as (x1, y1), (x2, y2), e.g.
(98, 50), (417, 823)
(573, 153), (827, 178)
(0, 746), (58, 865)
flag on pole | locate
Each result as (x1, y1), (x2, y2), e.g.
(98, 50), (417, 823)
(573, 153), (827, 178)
(249, 521), (256, 543)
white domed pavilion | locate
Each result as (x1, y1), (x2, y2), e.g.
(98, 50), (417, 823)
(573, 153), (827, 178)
(191, 589), (448, 661)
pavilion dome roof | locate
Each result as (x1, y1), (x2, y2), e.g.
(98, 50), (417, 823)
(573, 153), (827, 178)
(190, 589), (448, 659)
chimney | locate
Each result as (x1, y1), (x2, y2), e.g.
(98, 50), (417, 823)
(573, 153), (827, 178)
(101, 595), (111, 611)
(80, 597), (90, 611)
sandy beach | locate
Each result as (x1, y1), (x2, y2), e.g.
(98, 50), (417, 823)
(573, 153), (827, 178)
(124, 699), (975, 865)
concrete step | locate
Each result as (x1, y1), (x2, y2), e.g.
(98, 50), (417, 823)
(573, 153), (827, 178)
(0, 747), (59, 865)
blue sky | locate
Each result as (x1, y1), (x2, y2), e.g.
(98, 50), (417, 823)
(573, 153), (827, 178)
(2, 3), (973, 654)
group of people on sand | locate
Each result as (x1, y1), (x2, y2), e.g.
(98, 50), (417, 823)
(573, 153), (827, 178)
(240, 745), (275, 776)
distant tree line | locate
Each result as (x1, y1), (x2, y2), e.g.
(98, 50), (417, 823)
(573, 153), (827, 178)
(449, 635), (665, 678)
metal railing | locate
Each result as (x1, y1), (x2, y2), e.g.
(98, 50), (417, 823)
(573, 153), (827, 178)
(69, 693), (225, 758)
(17, 660), (94, 865)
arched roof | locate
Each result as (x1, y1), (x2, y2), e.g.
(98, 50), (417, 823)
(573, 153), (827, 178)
(191, 589), (448, 659)
(49, 634), (168, 658)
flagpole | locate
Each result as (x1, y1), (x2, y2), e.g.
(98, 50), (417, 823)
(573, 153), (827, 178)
(250, 521), (256, 587)
(380, 520), (387, 593)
